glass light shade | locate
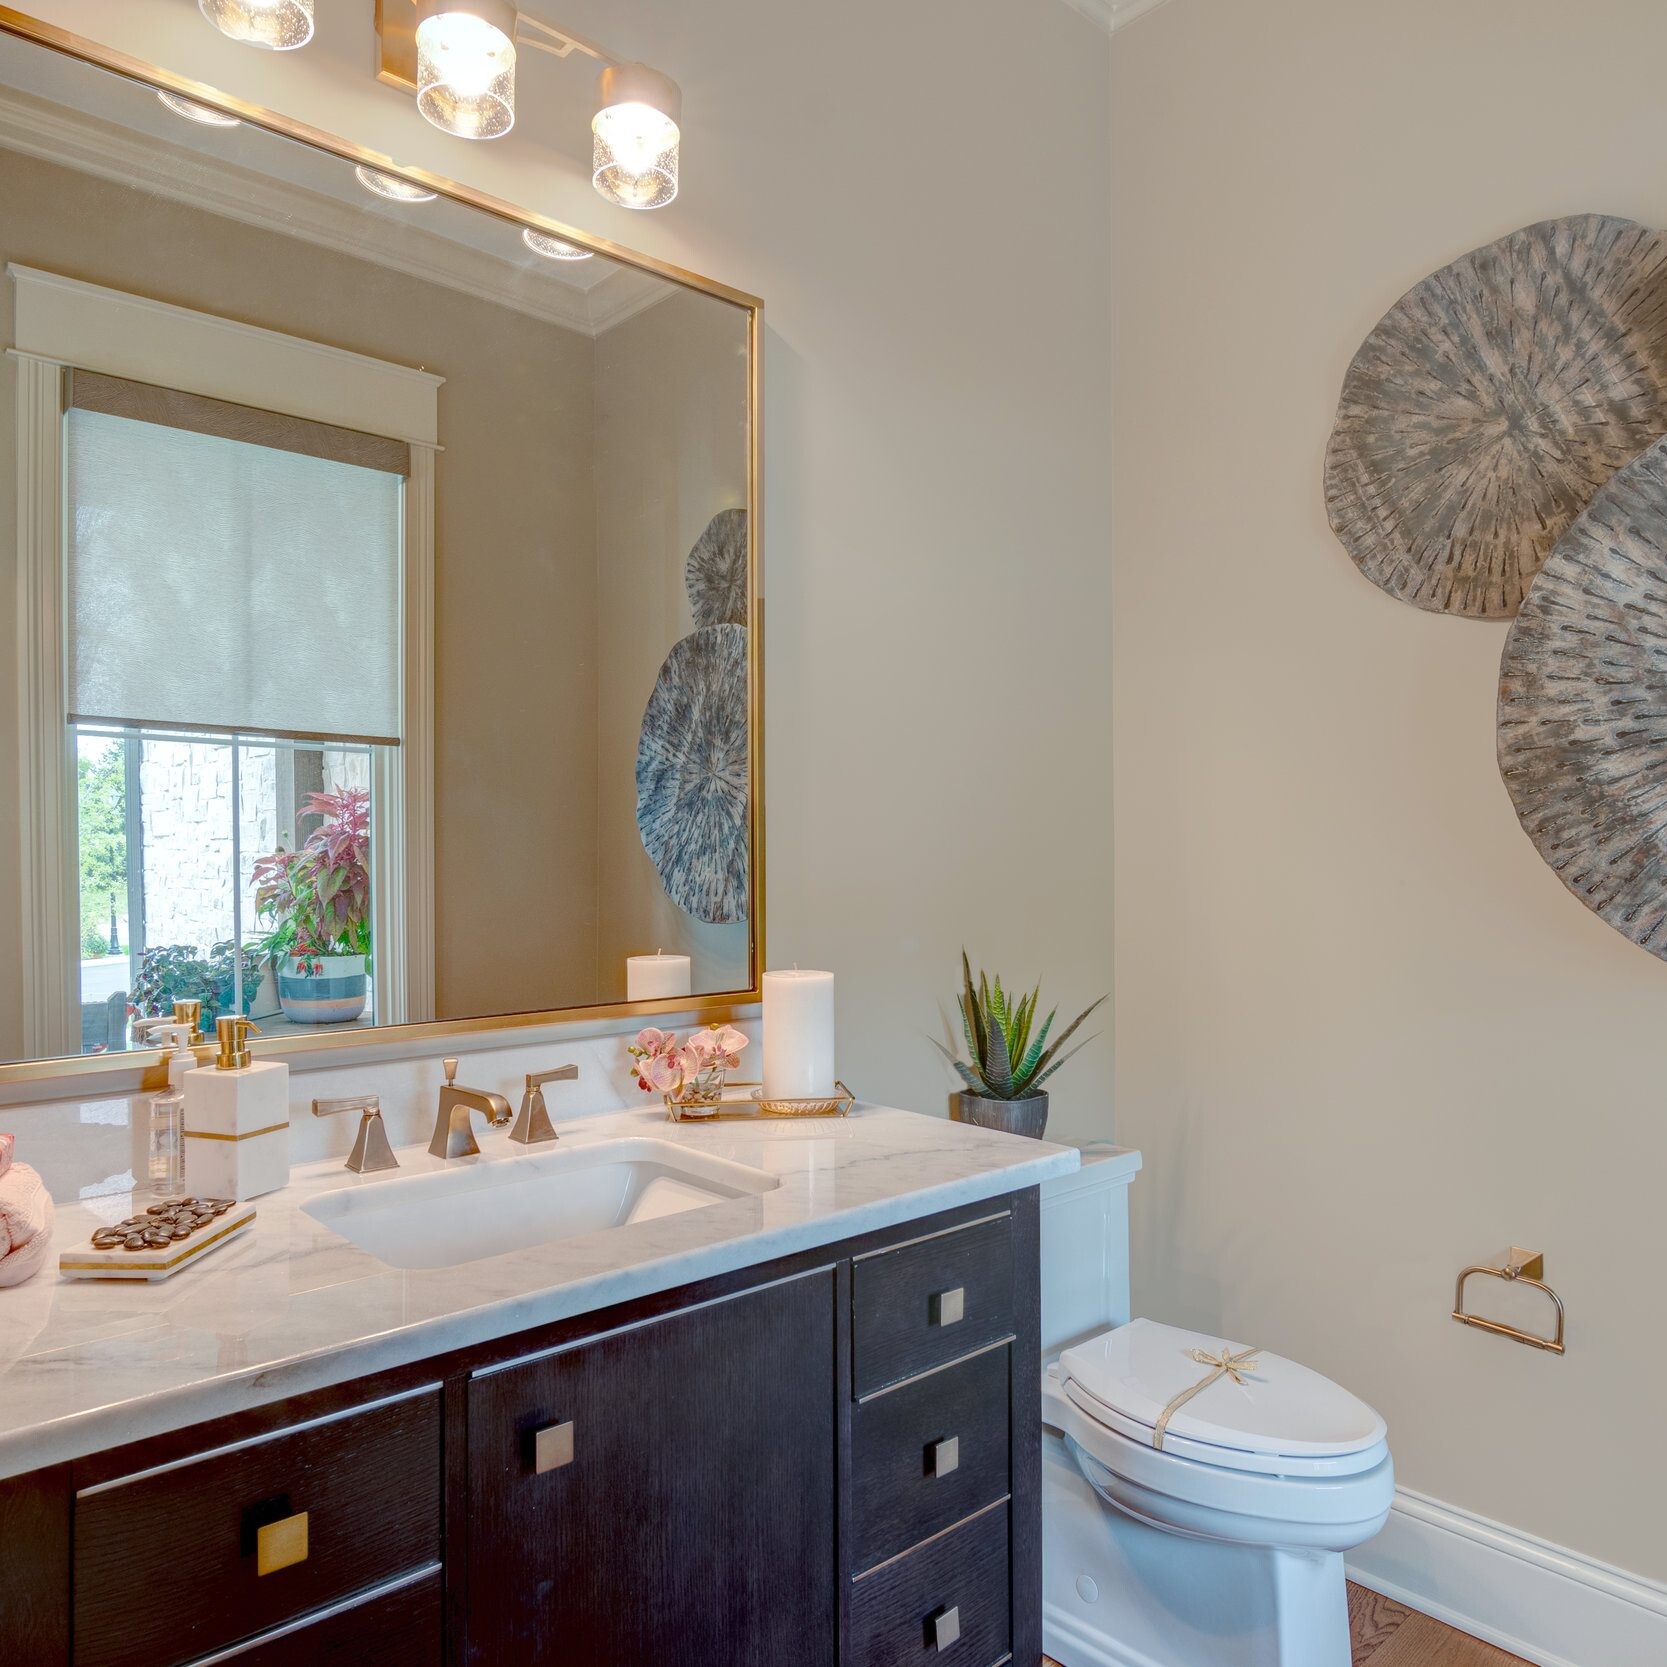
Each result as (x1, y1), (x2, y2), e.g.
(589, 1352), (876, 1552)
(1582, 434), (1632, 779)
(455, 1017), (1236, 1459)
(356, 165), (439, 203)
(523, 227), (593, 261)
(156, 91), (242, 128)
(416, 1), (516, 141)
(592, 63), (681, 210)
(199, 0), (314, 51)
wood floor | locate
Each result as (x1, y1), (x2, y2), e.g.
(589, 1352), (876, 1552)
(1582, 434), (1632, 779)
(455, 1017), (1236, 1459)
(1041, 1582), (1532, 1667)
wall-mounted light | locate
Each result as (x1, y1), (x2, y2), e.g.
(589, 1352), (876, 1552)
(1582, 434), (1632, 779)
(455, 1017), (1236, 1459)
(157, 90), (243, 128)
(416, 0), (517, 140)
(376, 2), (684, 209)
(355, 164), (439, 203)
(523, 227), (592, 261)
(592, 63), (679, 211)
(199, 0), (314, 51)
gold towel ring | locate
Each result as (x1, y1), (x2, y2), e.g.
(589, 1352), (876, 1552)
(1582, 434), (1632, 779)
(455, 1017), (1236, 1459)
(1452, 1248), (1565, 1355)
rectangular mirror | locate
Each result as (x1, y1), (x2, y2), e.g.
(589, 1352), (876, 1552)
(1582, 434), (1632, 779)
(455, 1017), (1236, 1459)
(0, 18), (761, 1080)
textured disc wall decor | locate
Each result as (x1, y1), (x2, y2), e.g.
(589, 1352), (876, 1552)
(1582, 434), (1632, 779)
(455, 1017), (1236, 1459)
(1499, 433), (1667, 958)
(1326, 214), (1667, 619)
(636, 622), (749, 924)
(685, 507), (748, 628)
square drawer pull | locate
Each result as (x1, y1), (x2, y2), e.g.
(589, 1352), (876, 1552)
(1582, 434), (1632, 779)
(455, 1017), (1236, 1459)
(534, 1420), (575, 1474)
(930, 1287), (965, 1327)
(931, 1604), (961, 1651)
(928, 1436), (960, 1477)
(255, 1511), (309, 1577)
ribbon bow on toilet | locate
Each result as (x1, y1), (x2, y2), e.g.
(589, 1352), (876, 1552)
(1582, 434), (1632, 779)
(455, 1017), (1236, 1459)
(1151, 1344), (1260, 1451)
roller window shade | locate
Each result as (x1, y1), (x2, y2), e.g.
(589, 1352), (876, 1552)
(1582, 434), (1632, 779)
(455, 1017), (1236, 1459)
(65, 381), (404, 747)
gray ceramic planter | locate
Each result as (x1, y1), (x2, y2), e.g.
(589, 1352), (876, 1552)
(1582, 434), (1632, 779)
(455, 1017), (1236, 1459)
(950, 1089), (1049, 1139)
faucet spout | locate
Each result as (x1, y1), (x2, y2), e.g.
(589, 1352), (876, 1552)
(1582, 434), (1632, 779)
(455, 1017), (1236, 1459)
(428, 1057), (513, 1159)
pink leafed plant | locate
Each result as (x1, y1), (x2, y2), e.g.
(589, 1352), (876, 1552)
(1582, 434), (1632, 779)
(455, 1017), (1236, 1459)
(251, 787), (372, 967)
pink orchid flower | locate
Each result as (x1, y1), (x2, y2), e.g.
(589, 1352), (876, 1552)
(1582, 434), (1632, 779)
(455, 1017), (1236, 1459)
(642, 1051), (685, 1094)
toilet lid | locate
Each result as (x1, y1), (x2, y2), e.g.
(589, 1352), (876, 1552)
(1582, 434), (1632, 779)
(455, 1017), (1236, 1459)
(1060, 1319), (1387, 1464)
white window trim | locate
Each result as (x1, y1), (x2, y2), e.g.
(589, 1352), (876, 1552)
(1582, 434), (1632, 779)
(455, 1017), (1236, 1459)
(11, 265), (441, 1054)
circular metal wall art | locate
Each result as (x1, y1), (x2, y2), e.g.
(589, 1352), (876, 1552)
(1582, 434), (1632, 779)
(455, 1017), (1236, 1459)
(685, 507), (748, 629)
(636, 623), (749, 925)
(1326, 214), (1667, 619)
(1499, 433), (1667, 959)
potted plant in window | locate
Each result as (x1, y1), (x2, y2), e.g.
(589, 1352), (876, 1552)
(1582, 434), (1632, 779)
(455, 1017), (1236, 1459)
(934, 951), (1105, 1138)
(251, 787), (372, 1025)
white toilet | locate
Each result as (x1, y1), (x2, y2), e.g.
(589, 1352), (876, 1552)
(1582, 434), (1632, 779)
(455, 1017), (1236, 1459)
(1040, 1150), (1394, 1667)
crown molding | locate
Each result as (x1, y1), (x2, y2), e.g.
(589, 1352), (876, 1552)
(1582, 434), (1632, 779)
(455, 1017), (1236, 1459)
(1108, 0), (1176, 30)
(1058, 0), (1115, 31)
(0, 85), (665, 339)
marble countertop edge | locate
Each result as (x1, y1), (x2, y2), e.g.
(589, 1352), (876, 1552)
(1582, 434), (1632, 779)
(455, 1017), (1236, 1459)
(0, 1116), (1077, 1481)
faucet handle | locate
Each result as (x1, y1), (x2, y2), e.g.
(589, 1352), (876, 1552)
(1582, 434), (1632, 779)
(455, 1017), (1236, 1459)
(509, 1062), (576, 1146)
(442, 1057), (458, 1086)
(310, 1095), (398, 1175)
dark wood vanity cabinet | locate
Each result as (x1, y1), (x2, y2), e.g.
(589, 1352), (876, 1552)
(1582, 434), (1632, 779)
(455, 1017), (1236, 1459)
(464, 1268), (839, 1665)
(0, 1189), (1040, 1667)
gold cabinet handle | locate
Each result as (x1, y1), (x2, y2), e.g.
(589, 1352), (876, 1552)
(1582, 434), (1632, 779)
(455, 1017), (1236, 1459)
(929, 1287), (965, 1327)
(930, 1604), (961, 1651)
(255, 1510), (309, 1577)
(533, 1420), (575, 1474)
(929, 1436), (959, 1477)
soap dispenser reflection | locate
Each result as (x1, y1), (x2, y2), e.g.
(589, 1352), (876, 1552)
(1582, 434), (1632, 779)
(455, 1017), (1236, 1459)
(181, 1016), (290, 1201)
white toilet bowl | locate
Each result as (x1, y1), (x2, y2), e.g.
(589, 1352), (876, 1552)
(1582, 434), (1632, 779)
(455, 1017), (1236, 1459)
(1042, 1318), (1394, 1667)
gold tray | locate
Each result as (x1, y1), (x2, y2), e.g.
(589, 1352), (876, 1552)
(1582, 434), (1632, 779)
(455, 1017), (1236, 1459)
(664, 1080), (854, 1122)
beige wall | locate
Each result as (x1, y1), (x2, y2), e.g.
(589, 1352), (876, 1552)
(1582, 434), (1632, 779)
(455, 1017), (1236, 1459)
(22, 0), (1114, 1134)
(1113, 0), (1667, 1579)
(593, 287), (751, 1002)
(0, 146), (601, 1053)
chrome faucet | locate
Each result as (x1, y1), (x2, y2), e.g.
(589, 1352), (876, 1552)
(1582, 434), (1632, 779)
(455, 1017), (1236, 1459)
(429, 1057), (512, 1159)
(509, 1063), (579, 1145)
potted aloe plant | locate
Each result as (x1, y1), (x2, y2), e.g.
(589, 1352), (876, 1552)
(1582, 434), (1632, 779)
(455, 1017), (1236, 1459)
(934, 951), (1105, 1138)
(251, 787), (372, 1025)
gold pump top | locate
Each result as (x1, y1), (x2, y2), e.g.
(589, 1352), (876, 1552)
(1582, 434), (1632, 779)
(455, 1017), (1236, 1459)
(214, 1015), (260, 1070)
(173, 998), (204, 1043)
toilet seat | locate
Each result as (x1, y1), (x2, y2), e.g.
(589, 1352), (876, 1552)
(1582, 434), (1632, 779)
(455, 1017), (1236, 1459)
(1058, 1319), (1388, 1479)
(1044, 1363), (1396, 1554)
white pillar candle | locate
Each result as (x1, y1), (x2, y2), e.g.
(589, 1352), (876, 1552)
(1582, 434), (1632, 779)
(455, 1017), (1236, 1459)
(626, 952), (692, 1002)
(762, 969), (836, 1099)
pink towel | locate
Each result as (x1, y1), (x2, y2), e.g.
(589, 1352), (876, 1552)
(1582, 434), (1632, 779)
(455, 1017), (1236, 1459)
(0, 1162), (54, 1288)
(0, 1132), (12, 1179)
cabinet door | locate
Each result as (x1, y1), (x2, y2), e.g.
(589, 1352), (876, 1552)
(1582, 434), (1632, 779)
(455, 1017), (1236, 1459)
(466, 1268), (838, 1667)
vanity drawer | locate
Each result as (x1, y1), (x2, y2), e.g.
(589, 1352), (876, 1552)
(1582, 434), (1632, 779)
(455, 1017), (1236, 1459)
(198, 1570), (443, 1666)
(852, 1343), (1011, 1573)
(73, 1386), (442, 1667)
(849, 1501), (1010, 1667)
(852, 1214), (1015, 1396)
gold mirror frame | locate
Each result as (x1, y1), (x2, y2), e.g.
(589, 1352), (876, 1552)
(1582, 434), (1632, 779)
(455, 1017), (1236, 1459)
(0, 7), (764, 1092)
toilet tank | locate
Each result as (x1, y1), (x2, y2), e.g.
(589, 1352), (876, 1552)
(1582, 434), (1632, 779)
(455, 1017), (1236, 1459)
(1039, 1143), (1143, 1356)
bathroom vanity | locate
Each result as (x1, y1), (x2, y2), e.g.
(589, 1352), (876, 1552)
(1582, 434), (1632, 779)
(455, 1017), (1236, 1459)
(0, 1103), (1074, 1666)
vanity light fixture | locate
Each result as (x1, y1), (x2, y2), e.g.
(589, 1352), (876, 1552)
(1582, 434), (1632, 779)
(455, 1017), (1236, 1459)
(522, 227), (592, 260)
(199, 0), (315, 51)
(379, 2), (683, 209)
(156, 90), (243, 128)
(591, 62), (679, 210)
(415, 0), (518, 140)
(355, 164), (439, 203)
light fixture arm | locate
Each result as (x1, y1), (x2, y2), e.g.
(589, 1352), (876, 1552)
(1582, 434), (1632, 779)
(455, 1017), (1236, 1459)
(513, 12), (620, 68)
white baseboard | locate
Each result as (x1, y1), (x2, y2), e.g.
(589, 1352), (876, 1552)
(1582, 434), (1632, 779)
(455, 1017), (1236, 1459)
(1347, 1488), (1667, 1667)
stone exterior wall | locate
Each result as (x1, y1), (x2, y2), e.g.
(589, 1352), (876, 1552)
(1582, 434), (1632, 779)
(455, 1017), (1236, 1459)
(138, 741), (363, 953)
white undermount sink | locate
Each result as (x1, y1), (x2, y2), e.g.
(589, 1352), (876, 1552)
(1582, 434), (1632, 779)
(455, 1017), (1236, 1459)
(301, 1137), (779, 1270)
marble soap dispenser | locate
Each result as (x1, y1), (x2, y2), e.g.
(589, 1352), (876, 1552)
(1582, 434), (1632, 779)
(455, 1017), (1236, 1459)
(182, 1016), (290, 1200)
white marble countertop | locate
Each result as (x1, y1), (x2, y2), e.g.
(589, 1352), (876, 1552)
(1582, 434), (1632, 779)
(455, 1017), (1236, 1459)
(0, 1102), (1077, 1480)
